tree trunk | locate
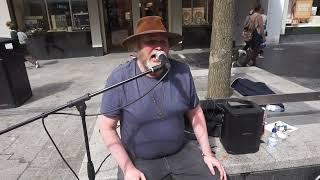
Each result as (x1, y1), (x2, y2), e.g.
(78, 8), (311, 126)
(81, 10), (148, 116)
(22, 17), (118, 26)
(207, 0), (235, 99)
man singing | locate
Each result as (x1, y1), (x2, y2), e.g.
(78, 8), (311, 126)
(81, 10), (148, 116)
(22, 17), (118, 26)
(100, 16), (226, 180)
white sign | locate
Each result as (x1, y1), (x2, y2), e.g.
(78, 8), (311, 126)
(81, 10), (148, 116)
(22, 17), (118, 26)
(5, 43), (13, 49)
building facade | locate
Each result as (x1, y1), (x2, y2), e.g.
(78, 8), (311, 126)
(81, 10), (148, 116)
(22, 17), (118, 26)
(1, 0), (275, 60)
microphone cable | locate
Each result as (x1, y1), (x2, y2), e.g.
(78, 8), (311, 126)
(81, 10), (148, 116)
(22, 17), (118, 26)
(39, 67), (170, 179)
(42, 116), (80, 180)
(43, 112), (119, 179)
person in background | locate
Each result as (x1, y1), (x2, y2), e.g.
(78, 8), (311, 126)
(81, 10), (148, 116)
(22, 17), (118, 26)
(258, 8), (267, 59)
(6, 21), (18, 41)
(242, 9), (254, 51)
(145, 2), (155, 16)
(99, 16), (227, 180)
(245, 4), (265, 66)
(6, 21), (40, 68)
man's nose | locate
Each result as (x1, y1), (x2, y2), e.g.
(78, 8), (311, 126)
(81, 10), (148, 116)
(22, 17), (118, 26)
(154, 47), (164, 51)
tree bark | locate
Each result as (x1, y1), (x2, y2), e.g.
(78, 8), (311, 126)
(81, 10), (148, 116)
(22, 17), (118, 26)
(207, 0), (235, 98)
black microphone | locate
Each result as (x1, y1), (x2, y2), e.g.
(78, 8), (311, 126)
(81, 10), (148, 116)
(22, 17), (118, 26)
(155, 51), (171, 70)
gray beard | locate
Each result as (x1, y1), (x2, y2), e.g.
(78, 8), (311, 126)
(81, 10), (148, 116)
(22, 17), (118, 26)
(145, 60), (154, 70)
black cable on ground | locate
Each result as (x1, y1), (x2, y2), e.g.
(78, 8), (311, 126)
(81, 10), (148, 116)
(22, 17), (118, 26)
(95, 153), (111, 175)
(41, 117), (80, 180)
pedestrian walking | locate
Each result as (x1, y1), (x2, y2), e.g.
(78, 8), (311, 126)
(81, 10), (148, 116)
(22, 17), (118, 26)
(6, 21), (40, 68)
(241, 4), (265, 66)
(242, 9), (254, 51)
(258, 8), (267, 59)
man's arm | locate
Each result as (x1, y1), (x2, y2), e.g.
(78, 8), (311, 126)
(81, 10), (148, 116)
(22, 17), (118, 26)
(257, 15), (265, 41)
(186, 105), (213, 156)
(99, 115), (136, 174)
(186, 105), (227, 179)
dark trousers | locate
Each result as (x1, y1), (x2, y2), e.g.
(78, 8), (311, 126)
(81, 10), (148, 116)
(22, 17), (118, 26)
(117, 141), (219, 180)
(18, 44), (37, 65)
(243, 41), (251, 50)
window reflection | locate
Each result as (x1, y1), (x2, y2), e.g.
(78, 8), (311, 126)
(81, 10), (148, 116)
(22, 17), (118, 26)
(140, 0), (168, 28)
(72, 0), (90, 31)
(13, 0), (91, 33)
(182, 0), (213, 26)
(47, 0), (70, 31)
(105, 0), (132, 49)
(10, 0), (93, 59)
(13, 0), (49, 33)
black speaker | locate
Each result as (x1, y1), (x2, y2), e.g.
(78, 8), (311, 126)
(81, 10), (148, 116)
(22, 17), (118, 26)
(184, 100), (224, 140)
(220, 98), (264, 154)
(0, 38), (32, 109)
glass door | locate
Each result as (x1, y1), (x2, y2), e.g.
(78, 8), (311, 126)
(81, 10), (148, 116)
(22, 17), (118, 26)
(139, 0), (168, 28)
(104, 0), (133, 51)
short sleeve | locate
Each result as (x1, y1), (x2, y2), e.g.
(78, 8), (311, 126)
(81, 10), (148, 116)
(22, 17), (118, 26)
(100, 71), (123, 117)
(188, 69), (200, 109)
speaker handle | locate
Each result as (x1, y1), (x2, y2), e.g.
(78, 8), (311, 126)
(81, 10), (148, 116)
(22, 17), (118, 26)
(225, 98), (258, 108)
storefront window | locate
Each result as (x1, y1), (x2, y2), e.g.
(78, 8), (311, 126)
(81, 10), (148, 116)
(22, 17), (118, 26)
(105, 0), (133, 50)
(10, 0), (94, 59)
(71, 0), (90, 31)
(46, 0), (90, 31)
(11, 0), (90, 33)
(287, 0), (320, 27)
(182, 0), (213, 26)
(14, 0), (50, 33)
(182, 0), (213, 48)
(47, 0), (71, 31)
(139, 0), (168, 28)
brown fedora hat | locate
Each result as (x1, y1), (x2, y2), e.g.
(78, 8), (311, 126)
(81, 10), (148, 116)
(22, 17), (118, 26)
(122, 16), (183, 48)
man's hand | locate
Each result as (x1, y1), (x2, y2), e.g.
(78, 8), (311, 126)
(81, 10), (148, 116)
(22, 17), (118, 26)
(203, 155), (227, 180)
(124, 167), (146, 180)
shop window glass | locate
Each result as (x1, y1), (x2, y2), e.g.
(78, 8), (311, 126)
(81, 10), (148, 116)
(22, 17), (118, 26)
(10, 0), (93, 59)
(11, 0), (50, 33)
(47, 0), (71, 31)
(71, 0), (90, 31)
(105, 0), (133, 49)
(182, 0), (213, 26)
(11, 0), (91, 33)
(139, 0), (168, 28)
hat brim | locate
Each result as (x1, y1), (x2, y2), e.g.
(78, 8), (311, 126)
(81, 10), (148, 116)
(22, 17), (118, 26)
(122, 31), (183, 48)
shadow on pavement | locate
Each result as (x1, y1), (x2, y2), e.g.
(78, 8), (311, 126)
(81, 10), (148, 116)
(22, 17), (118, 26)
(40, 60), (59, 65)
(26, 81), (73, 103)
(171, 52), (209, 70)
(257, 44), (320, 80)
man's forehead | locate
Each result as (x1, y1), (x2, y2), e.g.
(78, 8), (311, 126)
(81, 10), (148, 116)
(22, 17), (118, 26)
(141, 34), (168, 40)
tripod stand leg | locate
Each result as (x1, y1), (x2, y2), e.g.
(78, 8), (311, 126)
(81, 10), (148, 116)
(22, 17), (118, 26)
(76, 103), (95, 180)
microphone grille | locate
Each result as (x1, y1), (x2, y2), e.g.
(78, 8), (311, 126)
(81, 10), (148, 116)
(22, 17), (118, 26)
(155, 51), (167, 59)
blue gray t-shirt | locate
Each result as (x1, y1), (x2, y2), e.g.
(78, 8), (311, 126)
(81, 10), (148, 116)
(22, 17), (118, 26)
(100, 59), (199, 159)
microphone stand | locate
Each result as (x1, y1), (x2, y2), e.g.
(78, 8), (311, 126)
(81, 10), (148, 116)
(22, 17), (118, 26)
(0, 64), (165, 180)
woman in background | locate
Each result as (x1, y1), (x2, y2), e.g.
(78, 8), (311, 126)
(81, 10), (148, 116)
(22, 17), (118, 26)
(6, 21), (40, 68)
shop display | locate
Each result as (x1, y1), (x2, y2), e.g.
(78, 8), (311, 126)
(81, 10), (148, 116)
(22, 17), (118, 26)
(24, 16), (46, 33)
(14, 0), (91, 33)
(182, 0), (211, 26)
(193, 7), (207, 25)
(183, 7), (208, 25)
(183, 8), (192, 25)
(73, 12), (90, 30)
(287, 0), (320, 26)
(294, 0), (313, 20)
(51, 15), (68, 31)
